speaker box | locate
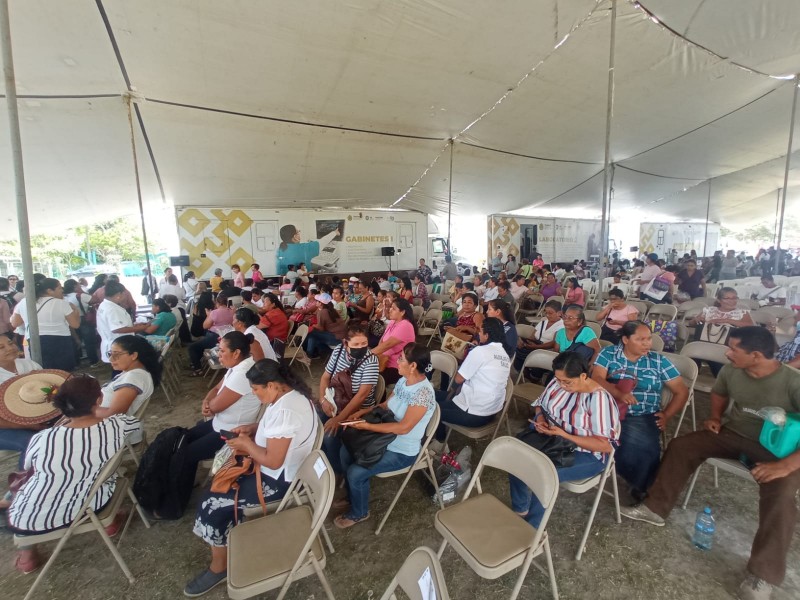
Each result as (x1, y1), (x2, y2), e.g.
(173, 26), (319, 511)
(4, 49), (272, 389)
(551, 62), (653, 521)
(169, 255), (190, 267)
(381, 247), (395, 256)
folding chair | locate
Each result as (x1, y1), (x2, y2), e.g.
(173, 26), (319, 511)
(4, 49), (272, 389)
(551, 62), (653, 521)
(124, 394), (153, 466)
(14, 447), (151, 600)
(203, 347), (227, 390)
(583, 309), (600, 323)
(646, 304), (678, 322)
(657, 352), (699, 440)
(428, 300), (444, 310)
(227, 450), (336, 600)
(649, 333), (664, 352)
(418, 309), (443, 346)
(430, 350), (458, 392)
(586, 321), (602, 339)
(443, 378), (514, 445)
(380, 546), (451, 600)
(375, 405), (442, 535)
(513, 350), (557, 413)
(627, 300), (648, 316)
(560, 447), (620, 560)
(374, 374), (386, 404)
(412, 305), (425, 326)
(515, 324), (536, 341)
(284, 324), (312, 377)
(679, 341), (730, 393)
(435, 437), (560, 600)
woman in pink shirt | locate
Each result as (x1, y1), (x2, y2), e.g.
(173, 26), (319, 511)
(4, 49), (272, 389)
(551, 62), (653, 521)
(371, 298), (417, 385)
(596, 288), (639, 342)
(564, 277), (585, 307)
(249, 263), (263, 284)
(188, 296), (234, 375)
(231, 265), (245, 289)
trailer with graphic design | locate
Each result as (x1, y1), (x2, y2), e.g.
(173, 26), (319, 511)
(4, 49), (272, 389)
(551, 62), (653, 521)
(176, 207), (440, 279)
(638, 222), (719, 260)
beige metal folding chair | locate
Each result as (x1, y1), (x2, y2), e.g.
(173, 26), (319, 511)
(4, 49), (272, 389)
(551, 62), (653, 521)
(375, 405), (442, 534)
(658, 352), (699, 439)
(649, 333), (664, 352)
(227, 450), (336, 600)
(515, 324), (536, 341)
(586, 321), (602, 339)
(412, 304), (425, 326)
(583, 309), (600, 323)
(380, 546), (451, 600)
(645, 303), (678, 322)
(14, 446), (151, 600)
(560, 447), (620, 560)
(428, 300), (444, 310)
(443, 378), (514, 445)
(418, 309), (443, 346)
(374, 374), (386, 404)
(430, 350), (458, 392)
(435, 436), (560, 600)
(284, 324), (312, 377)
(679, 341), (730, 393)
(513, 350), (557, 412)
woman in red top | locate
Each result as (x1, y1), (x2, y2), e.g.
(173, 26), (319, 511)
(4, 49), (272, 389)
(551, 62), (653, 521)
(259, 293), (290, 342)
(443, 292), (483, 342)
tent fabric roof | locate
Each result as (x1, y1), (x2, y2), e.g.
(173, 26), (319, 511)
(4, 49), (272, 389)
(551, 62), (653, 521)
(1, 0), (800, 233)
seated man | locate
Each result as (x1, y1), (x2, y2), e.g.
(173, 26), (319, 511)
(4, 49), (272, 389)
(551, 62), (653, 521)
(751, 275), (786, 307)
(621, 326), (800, 600)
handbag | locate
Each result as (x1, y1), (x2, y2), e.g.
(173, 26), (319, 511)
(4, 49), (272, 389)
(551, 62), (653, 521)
(341, 407), (397, 467)
(613, 377), (637, 421)
(516, 426), (576, 467)
(696, 322), (734, 345)
(329, 347), (366, 412)
(441, 331), (469, 360)
(368, 319), (387, 338)
(563, 326), (595, 362)
(210, 451), (266, 525)
(647, 319), (678, 352)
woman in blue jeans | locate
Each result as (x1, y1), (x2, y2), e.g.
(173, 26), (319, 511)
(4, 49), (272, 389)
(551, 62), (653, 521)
(510, 352), (619, 528)
(334, 343), (436, 529)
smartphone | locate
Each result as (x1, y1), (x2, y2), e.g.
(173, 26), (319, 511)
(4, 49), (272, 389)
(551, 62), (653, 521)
(220, 430), (239, 440)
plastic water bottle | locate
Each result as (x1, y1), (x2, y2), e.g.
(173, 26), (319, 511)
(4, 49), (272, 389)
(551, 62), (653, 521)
(692, 506), (715, 550)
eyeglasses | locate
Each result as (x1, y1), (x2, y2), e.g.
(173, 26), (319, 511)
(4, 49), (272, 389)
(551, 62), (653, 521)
(720, 296), (738, 301)
(106, 350), (130, 359)
(563, 315), (581, 321)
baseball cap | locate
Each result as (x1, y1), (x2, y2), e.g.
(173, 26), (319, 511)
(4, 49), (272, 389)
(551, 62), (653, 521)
(315, 293), (332, 304)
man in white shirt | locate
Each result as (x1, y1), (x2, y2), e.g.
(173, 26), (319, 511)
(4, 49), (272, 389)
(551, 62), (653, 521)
(158, 267), (173, 290)
(553, 264), (566, 281)
(752, 275), (786, 306)
(96, 281), (146, 369)
(482, 277), (499, 302)
(472, 276), (486, 299)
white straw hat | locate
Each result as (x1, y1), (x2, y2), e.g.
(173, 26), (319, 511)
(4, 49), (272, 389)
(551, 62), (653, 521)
(0, 370), (69, 425)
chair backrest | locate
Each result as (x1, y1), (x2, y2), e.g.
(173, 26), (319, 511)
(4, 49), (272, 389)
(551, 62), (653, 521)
(516, 324), (536, 340)
(421, 309), (442, 327)
(676, 299), (706, 315)
(757, 305), (794, 321)
(549, 295), (565, 307)
(749, 310), (777, 327)
(430, 350), (458, 382)
(289, 324), (309, 347)
(517, 349), (558, 383)
(583, 309), (600, 323)
(611, 283), (630, 297)
(313, 415), (324, 451)
(736, 299), (760, 311)
(649, 333), (664, 352)
(428, 300), (443, 310)
(228, 296), (243, 309)
(680, 341), (731, 364)
(599, 339), (613, 348)
(374, 375), (386, 404)
(658, 351), (699, 392)
(412, 305), (424, 324)
(628, 300), (648, 316)
(586, 321), (602, 338)
(380, 546), (451, 600)
(275, 449), (334, 545)
(271, 337), (286, 359)
(646, 304), (678, 322)
(413, 298), (423, 307)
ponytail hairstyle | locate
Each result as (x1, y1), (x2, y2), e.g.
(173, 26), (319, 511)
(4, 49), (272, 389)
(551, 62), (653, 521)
(487, 299), (516, 324)
(246, 358), (314, 401)
(52, 374), (101, 418)
(402, 343), (432, 374)
(221, 330), (253, 359)
(263, 292), (281, 309)
(234, 307), (260, 328)
(279, 224), (298, 251)
(112, 335), (163, 386)
(35, 277), (61, 298)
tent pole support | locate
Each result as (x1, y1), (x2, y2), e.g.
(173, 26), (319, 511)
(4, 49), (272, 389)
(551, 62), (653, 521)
(599, 0), (617, 272)
(775, 75), (798, 276)
(126, 97), (154, 300)
(447, 139), (454, 256)
(0, 0), (41, 363)
(702, 182), (711, 257)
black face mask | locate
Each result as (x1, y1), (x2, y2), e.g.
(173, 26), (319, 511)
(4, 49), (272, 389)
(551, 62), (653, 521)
(349, 347), (368, 360)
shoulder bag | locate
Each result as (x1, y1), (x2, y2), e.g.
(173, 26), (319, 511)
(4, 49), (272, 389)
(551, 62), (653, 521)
(696, 321), (734, 345)
(516, 426), (576, 467)
(441, 330), (470, 360)
(340, 407), (397, 467)
(210, 450), (266, 525)
(563, 326), (595, 362)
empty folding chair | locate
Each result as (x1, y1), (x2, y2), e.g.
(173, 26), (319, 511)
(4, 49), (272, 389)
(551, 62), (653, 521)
(418, 309), (443, 346)
(513, 350), (557, 413)
(429, 350), (458, 392)
(679, 341), (730, 394)
(380, 546), (451, 600)
(646, 304), (677, 322)
(656, 352), (699, 440)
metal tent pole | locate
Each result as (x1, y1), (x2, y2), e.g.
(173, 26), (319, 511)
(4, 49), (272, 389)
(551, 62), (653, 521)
(447, 138), (454, 255)
(599, 0), (617, 270)
(0, 0), (40, 363)
(702, 182), (711, 257)
(775, 76), (799, 276)
(126, 96), (153, 302)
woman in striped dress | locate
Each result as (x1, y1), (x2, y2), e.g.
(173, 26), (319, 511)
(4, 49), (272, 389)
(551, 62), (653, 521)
(8, 375), (140, 574)
(509, 351), (619, 528)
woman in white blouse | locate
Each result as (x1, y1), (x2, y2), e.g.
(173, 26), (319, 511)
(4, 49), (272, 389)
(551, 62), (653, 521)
(231, 308), (277, 363)
(11, 278), (80, 371)
(513, 299), (564, 372)
(185, 359), (317, 596)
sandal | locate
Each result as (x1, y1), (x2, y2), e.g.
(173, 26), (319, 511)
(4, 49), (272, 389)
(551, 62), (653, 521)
(188, 369), (205, 377)
(104, 511), (128, 537)
(14, 553), (40, 575)
(333, 512), (370, 529)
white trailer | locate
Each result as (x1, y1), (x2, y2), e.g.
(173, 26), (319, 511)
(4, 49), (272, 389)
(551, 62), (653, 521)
(487, 215), (602, 265)
(176, 207), (430, 279)
(638, 222), (719, 261)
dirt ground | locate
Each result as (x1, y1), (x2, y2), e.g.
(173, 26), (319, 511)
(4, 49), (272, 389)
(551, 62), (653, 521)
(1, 352), (798, 600)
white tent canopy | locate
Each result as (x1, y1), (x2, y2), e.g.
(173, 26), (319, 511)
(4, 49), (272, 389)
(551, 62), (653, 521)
(1, 0), (800, 233)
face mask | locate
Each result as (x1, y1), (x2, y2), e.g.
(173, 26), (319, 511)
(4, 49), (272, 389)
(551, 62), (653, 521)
(349, 347), (368, 360)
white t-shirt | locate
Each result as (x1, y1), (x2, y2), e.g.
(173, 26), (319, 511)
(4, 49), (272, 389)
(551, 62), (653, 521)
(159, 284), (186, 307)
(453, 342), (511, 416)
(100, 368), (154, 416)
(483, 286), (499, 301)
(294, 297), (309, 310)
(14, 297), (74, 337)
(0, 358), (42, 384)
(171, 307), (184, 327)
(245, 325), (278, 361)
(535, 319), (565, 343)
(254, 389), (317, 480)
(65, 292), (92, 315)
(96, 299), (133, 363)
(212, 356), (261, 432)
(755, 285), (786, 303)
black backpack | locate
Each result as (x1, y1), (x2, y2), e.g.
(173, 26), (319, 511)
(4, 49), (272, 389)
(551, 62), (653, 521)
(133, 426), (195, 519)
(0, 291), (16, 314)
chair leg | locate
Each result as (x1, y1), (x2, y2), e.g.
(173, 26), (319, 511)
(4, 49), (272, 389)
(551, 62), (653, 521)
(681, 466), (702, 510)
(310, 556), (336, 600)
(690, 395), (697, 431)
(319, 525), (335, 554)
(375, 467), (417, 535)
(128, 487), (152, 529)
(22, 528), (76, 600)
(713, 465), (719, 488)
(88, 511), (135, 583)
(575, 471), (609, 561)
(437, 539), (448, 558)
(125, 440), (140, 467)
(611, 471), (621, 524)
(510, 546), (537, 600)
(427, 457), (444, 510)
(544, 536), (560, 600)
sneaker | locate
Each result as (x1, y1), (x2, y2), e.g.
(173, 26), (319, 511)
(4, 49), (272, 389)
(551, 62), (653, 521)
(184, 569), (227, 597)
(620, 503), (665, 527)
(738, 574), (773, 600)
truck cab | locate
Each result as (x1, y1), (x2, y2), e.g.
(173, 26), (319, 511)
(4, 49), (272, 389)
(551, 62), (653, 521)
(428, 236), (473, 278)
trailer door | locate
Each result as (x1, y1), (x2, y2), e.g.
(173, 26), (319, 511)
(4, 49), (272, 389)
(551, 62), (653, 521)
(396, 222), (416, 270)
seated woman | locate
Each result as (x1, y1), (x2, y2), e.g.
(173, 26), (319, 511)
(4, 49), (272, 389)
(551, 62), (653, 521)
(596, 288), (639, 343)
(689, 287), (754, 376)
(258, 292), (290, 342)
(333, 343), (436, 529)
(304, 293), (347, 358)
(412, 273), (429, 309)
(190, 289), (215, 339)
(563, 277), (585, 307)
(776, 311), (800, 369)
(398, 277), (414, 303)
(231, 308), (277, 362)
(539, 273), (562, 302)
(675, 259), (705, 301)
(183, 332), (262, 486)
(187, 294), (234, 376)
(554, 305), (601, 364)
(317, 322), (379, 472)
(431, 318), (511, 448)
(514, 300), (564, 373)
(486, 299), (518, 358)
(592, 320), (689, 502)
(442, 292), (483, 342)
(185, 359), (318, 596)
(332, 286), (349, 321)
(142, 298), (177, 337)
(510, 352), (619, 528)
(371, 298), (417, 385)
(8, 375), (140, 573)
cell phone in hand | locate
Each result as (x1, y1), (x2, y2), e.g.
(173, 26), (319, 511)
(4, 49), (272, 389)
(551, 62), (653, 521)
(220, 429), (239, 440)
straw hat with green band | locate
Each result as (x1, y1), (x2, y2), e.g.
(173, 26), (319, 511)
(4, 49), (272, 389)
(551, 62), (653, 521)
(0, 370), (69, 426)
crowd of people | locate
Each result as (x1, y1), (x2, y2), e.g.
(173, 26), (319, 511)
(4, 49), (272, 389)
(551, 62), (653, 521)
(0, 249), (798, 600)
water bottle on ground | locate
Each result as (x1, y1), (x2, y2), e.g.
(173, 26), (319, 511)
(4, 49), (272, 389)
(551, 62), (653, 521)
(692, 506), (715, 550)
